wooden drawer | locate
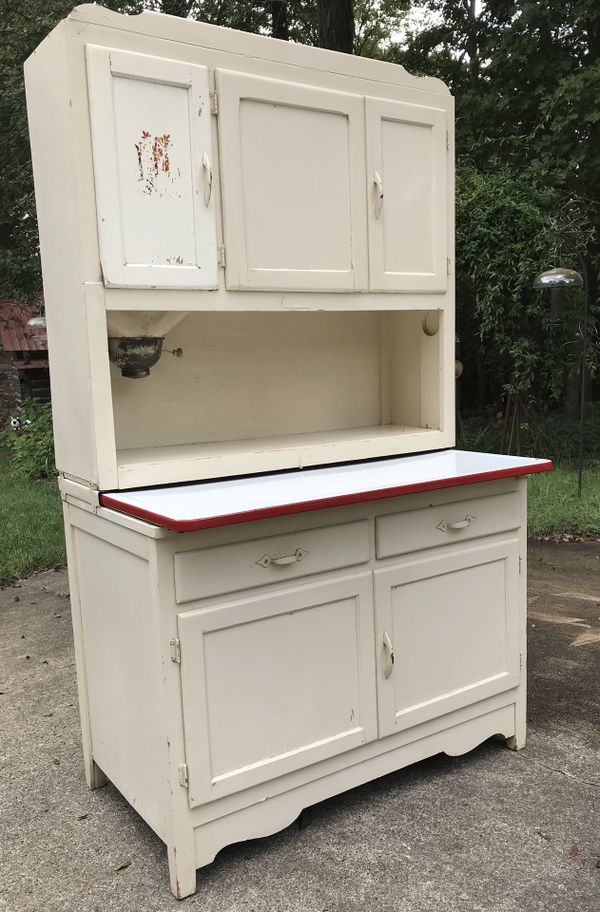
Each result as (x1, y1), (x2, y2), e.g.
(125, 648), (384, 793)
(375, 492), (521, 560)
(174, 520), (370, 603)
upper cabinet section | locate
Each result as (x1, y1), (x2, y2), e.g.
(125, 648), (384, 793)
(216, 71), (368, 292)
(86, 47), (218, 289)
(366, 99), (448, 293)
(80, 28), (452, 298)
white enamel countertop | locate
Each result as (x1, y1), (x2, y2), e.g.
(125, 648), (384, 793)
(98, 449), (552, 532)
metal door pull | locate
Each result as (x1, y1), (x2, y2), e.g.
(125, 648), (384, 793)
(373, 170), (384, 218)
(201, 151), (212, 206)
(383, 630), (394, 678)
(256, 548), (308, 569)
(436, 515), (476, 533)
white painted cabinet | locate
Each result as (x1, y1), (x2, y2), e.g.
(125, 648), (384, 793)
(61, 476), (533, 898)
(366, 98), (448, 292)
(217, 71), (368, 291)
(86, 46), (218, 288)
(25, 6), (541, 904)
(178, 573), (377, 803)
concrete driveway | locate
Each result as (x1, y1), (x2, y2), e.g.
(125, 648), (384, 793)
(1, 542), (599, 911)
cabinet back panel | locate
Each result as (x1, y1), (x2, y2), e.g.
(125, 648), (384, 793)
(111, 311), (441, 452)
(112, 312), (381, 449)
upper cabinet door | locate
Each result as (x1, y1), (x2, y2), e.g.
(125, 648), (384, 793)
(366, 98), (448, 293)
(86, 47), (218, 289)
(216, 70), (368, 292)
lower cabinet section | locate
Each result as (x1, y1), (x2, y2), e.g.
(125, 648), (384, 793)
(177, 534), (522, 807)
(374, 539), (521, 736)
(64, 479), (527, 898)
(178, 572), (377, 804)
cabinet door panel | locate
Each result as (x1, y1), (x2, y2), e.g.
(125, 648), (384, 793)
(178, 573), (376, 805)
(86, 46), (217, 288)
(217, 70), (368, 292)
(366, 98), (448, 292)
(375, 540), (520, 737)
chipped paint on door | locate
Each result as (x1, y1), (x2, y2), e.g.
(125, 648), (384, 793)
(135, 131), (181, 197)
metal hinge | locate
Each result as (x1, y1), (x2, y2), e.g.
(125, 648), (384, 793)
(447, 257), (451, 276)
(218, 245), (226, 268)
(519, 556), (523, 574)
(210, 91), (218, 115)
(178, 763), (188, 789)
(446, 130), (450, 151)
(170, 638), (181, 664)
(520, 651), (524, 670)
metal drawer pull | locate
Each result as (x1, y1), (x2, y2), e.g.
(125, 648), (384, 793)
(382, 631), (394, 679)
(373, 170), (384, 218)
(436, 514), (476, 533)
(256, 548), (308, 569)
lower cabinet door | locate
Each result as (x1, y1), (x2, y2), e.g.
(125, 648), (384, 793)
(178, 572), (377, 805)
(374, 539), (521, 737)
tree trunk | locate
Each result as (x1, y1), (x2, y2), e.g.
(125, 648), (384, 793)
(270, 2), (290, 40)
(317, 0), (354, 53)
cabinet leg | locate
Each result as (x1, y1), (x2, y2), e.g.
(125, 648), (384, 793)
(167, 844), (198, 899)
(506, 731), (526, 751)
(506, 702), (526, 751)
(85, 758), (108, 790)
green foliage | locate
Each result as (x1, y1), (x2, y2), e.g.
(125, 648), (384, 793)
(0, 0), (144, 300)
(0, 456), (65, 584)
(394, 2), (600, 424)
(5, 0), (600, 437)
(459, 405), (600, 465)
(455, 161), (587, 404)
(528, 463), (600, 538)
(0, 399), (55, 480)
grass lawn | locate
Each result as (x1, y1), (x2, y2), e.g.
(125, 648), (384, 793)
(0, 456), (66, 586)
(527, 463), (600, 538)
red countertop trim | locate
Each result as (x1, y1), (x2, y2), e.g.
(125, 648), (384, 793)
(99, 459), (553, 533)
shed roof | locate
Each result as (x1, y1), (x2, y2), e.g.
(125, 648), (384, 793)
(0, 300), (47, 352)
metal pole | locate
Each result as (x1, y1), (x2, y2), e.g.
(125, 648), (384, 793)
(577, 253), (589, 497)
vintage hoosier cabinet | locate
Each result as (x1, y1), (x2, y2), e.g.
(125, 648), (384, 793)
(25, 5), (551, 898)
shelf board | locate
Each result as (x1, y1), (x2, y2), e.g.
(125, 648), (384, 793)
(116, 424), (442, 488)
(103, 286), (452, 313)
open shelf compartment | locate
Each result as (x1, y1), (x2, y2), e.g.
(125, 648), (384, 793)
(108, 309), (453, 489)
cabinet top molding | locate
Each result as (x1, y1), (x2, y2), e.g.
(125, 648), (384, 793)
(37, 3), (450, 96)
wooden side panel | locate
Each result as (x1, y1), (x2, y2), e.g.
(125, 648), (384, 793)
(366, 97), (448, 292)
(71, 524), (169, 839)
(24, 27), (100, 485)
(217, 70), (368, 291)
(388, 311), (442, 431)
(86, 46), (217, 288)
(178, 573), (377, 803)
(375, 538), (521, 736)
